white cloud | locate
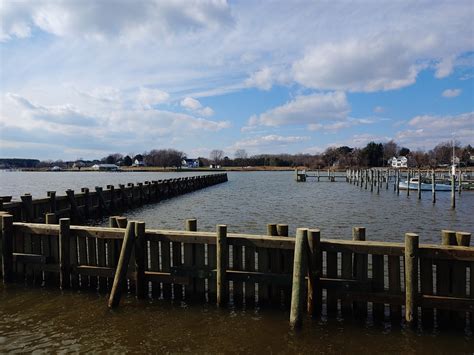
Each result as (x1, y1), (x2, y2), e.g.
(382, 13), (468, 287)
(247, 91), (350, 128)
(181, 97), (202, 111)
(0, 0), (232, 42)
(245, 67), (273, 90)
(137, 88), (170, 109)
(180, 97), (214, 117)
(395, 112), (474, 148)
(435, 56), (455, 78)
(442, 88), (462, 98)
(292, 39), (425, 92)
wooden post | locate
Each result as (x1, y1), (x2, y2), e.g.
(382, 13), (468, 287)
(438, 230), (456, 327)
(1, 214), (14, 283)
(135, 221), (146, 299)
(81, 188), (90, 219)
(376, 170), (380, 194)
(451, 174), (456, 209)
(21, 194), (34, 222)
(386, 169), (389, 190)
(458, 171), (462, 196)
(404, 233), (419, 326)
(432, 170), (436, 203)
(407, 170), (411, 196)
(47, 191), (56, 213)
(370, 170), (374, 192)
(306, 229), (321, 317)
(396, 170), (400, 195)
(417, 170), (421, 200)
(453, 231), (470, 329)
(352, 226), (367, 317)
(290, 228), (307, 329)
(216, 224), (227, 307)
(108, 221), (136, 308)
(59, 218), (71, 289)
(45, 213), (56, 224)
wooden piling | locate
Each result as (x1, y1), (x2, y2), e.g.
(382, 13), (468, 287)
(458, 171), (462, 196)
(306, 229), (321, 317)
(451, 174), (455, 209)
(108, 221), (136, 308)
(184, 219), (197, 298)
(1, 215), (14, 283)
(135, 221), (146, 299)
(216, 224), (228, 307)
(289, 228), (307, 329)
(352, 227), (367, 317)
(417, 170), (421, 200)
(59, 218), (70, 289)
(407, 170), (410, 197)
(404, 233), (419, 326)
(432, 170), (436, 203)
(453, 232), (470, 329)
(437, 230), (456, 326)
(21, 194), (34, 222)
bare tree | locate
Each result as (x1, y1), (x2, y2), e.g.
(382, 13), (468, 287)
(209, 149), (224, 164)
(234, 149), (248, 160)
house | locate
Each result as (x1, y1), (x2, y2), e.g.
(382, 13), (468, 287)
(91, 164), (119, 171)
(182, 159), (200, 168)
(132, 159), (145, 167)
(389, 156), (407, 168)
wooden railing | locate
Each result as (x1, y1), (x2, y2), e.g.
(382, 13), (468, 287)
(0, 215), (472, 330)
(0, 173), (227, 223)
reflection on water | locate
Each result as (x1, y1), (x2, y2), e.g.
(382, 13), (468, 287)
(0, 284), (472, 353)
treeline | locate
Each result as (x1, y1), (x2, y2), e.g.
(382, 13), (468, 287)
(204, 141), (473, 168)
(2, 140), (473, 169)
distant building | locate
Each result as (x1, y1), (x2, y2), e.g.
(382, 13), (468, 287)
(50, 166), (62, 171)
(132, 159), (145, 167)
(389, 156), (408, 168)
(91, 164), (119, 171)
(182, 159), (200, 168)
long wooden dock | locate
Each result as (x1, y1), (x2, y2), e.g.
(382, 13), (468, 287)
(1, 215), (472, 330)
(0, 173), (228, 223)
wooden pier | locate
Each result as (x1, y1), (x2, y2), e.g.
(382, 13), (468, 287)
(1, 215), (472, 331)
(345, 168), (474, 209)
(295, 169), (347, 182)
(0, 173), (228, 223)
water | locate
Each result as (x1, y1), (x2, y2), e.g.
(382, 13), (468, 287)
(0, 170), (473, 351)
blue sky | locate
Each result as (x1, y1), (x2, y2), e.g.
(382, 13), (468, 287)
(0, 0), (473, 160)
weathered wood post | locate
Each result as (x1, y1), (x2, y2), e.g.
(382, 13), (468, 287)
(404, 233), (419, 326)
(216, 224), (228, 307)
(352, 226), (367, 317)
(81, 188), (90, 219)
(453, 231), (471, 329)
(45, 212), (56, 224)
(47, 191), (57, 214)
(432, 170), (436, 203)
(376, 170), (380, 194)
(417, 170), (421, 200)
(108, 221), (136, 308)
(458, 171), (462, 196)
(306, 229), (321, 317)
(438, 230), (456, 326)
(1, 214), (14, 283)
(407, 170), (411, 196)
(386, 169), (389, 190)
(396, 170), (400, 194)
(364, 170), (368, 190)
(59, 218), (71, 289)
(290, 228), (308, 329)
(135, 221), (146, 299)
(21, 194), (34, 222)
(451, 174), (456, 209)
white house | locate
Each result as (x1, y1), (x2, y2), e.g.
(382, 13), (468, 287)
(132, 159), (145, 167)
(182, 159), (200, 168)
(389, 156), (408, 168)
(92, 164), (119, 171)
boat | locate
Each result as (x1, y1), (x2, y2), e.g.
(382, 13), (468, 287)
(398, 178), (453, 191)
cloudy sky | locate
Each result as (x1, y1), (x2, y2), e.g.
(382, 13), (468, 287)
(1, 0), (473, 160)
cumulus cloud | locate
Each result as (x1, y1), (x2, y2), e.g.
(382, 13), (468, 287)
(246, 92), (350, 128)
(137, 88), (170, 109)
(435, 56), (455, 78)
(442, 89), (462, 98)
(180, 97), (214, 116)
(292, 38), (426, 92)
(0, 0), (232, 42)
(245, 67), (274, 90)
(395, 112), (474, 148)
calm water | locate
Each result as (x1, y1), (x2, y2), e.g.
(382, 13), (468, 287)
(0, 171), (473, 352)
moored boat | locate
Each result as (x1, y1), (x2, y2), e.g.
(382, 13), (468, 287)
(398, 178), (453, 191)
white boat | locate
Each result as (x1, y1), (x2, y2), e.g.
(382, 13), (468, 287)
(399, 178), (453, 191)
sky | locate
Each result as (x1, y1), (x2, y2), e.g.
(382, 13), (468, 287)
(0, 0), (473, 161)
